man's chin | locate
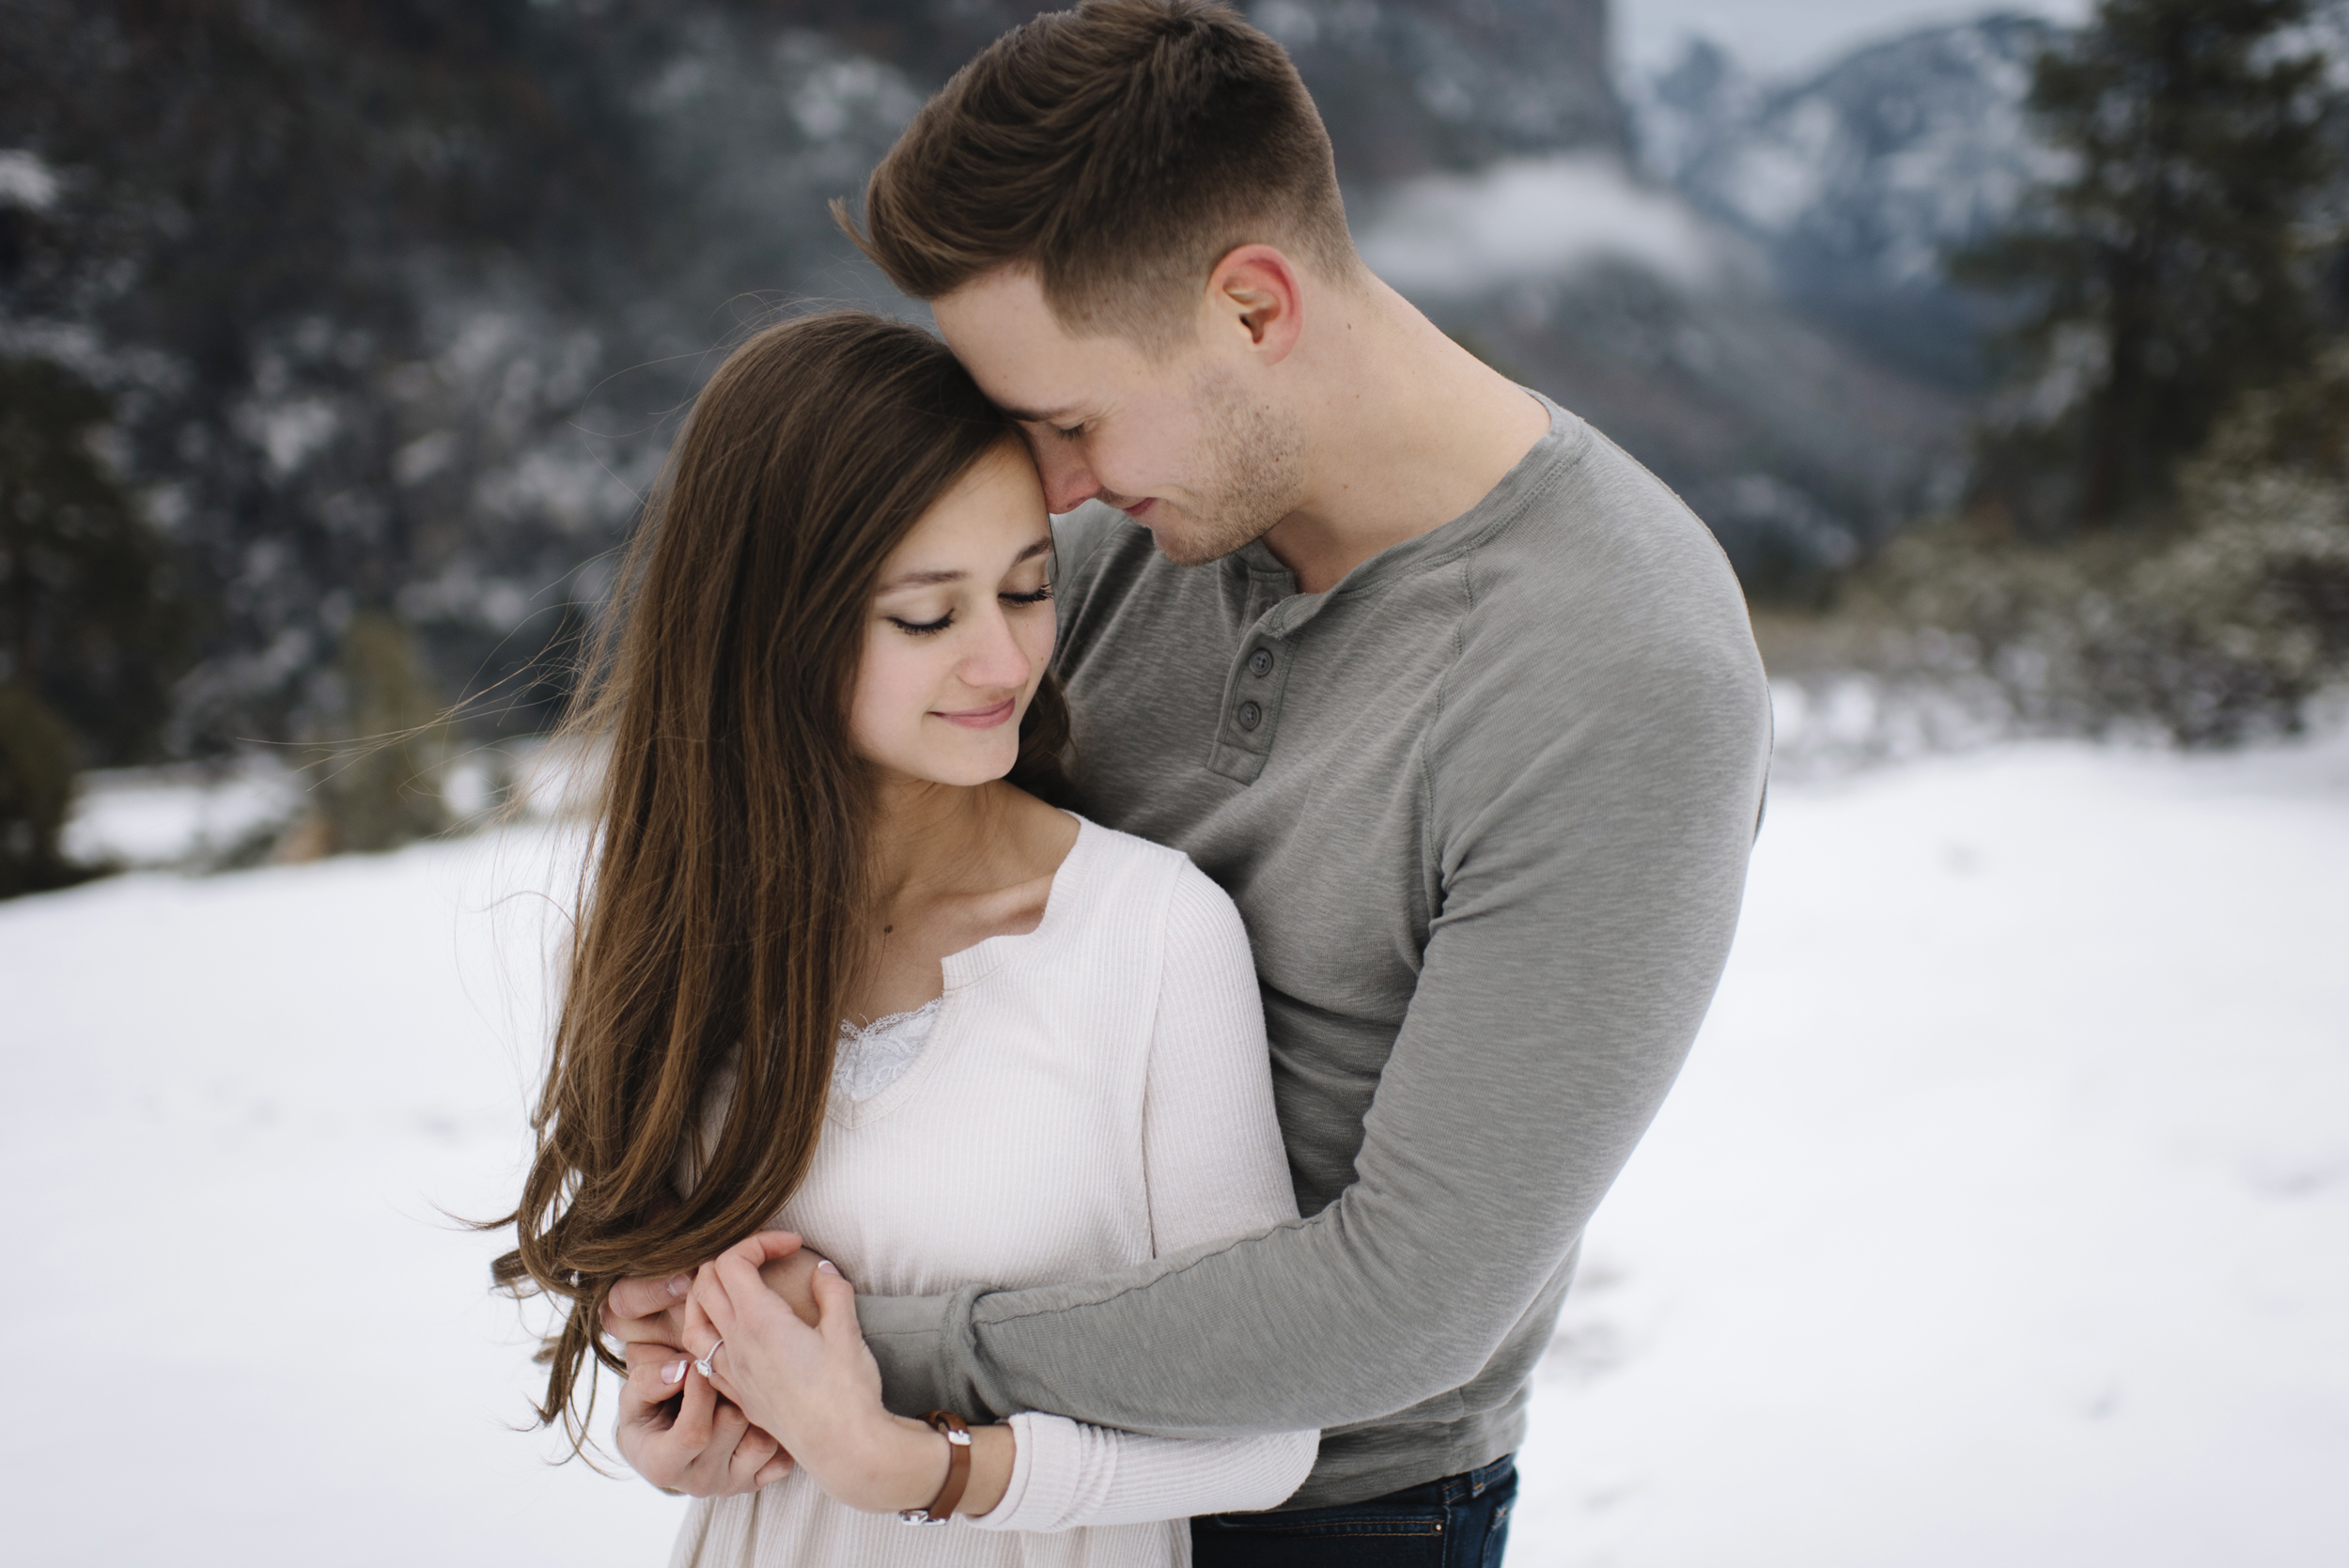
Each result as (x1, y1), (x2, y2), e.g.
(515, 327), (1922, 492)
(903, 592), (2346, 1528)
(1137, 509), (1267, 569)
(1147, 530), (1221, 568)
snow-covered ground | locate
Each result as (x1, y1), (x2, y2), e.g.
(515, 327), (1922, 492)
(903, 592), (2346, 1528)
(3, 734), (2344, 1565)
(59, 758), (304, 870)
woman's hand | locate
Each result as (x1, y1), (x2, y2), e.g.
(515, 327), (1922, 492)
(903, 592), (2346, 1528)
(599, 1233), (813, 1498)
(684, 1239), (952, 1515)
(613, 1340), (794, 1498)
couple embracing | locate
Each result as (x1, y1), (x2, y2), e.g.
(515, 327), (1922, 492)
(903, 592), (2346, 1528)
(496, 3), (1771, 1564)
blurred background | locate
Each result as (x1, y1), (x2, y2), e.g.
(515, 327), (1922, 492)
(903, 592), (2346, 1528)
(3, 0), (2347, 863)
(2, 2), (2344, 1564)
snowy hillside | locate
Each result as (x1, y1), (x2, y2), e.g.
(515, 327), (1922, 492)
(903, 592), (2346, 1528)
(4, 723), (2345, 1564)
(1639, 17), (2058, 282)
(1632, 14), (2062, 381)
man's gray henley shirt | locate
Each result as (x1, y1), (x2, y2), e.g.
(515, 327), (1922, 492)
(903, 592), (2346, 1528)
(857, 396), (1774, 1508)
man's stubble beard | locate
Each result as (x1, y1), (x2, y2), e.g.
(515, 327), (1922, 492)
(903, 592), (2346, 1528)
(1148, 365), (1307, 568)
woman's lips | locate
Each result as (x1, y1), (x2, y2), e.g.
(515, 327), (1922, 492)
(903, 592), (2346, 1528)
(935, 697), (1017, 729)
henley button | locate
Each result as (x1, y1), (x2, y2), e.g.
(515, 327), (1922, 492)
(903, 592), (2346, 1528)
(1247, 647), (1273, 677)
(1236, 700), (1263, 731)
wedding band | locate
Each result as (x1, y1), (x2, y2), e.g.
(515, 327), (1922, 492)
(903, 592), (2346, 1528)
(693, 1338), (723, 1378)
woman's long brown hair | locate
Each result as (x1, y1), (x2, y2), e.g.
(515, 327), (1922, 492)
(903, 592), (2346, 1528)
(489, 311), (1069, 1451)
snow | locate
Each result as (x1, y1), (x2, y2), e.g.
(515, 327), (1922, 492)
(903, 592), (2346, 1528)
(62, 759), (303, 868)
(4, 733), (2344, 1563)
(0, 147), (62, 211)
(1522, 734), (2349, 1566)
(1632, 13), (2074, 292)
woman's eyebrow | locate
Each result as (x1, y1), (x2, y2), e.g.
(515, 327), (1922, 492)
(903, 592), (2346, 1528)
(875, 538), (1050, 593)
(876, 567), (964, 591)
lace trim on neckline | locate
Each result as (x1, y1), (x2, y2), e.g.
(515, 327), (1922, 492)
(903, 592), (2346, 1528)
(832, 997), (944, 1103)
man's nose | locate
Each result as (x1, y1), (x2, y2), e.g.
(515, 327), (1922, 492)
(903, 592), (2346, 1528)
(1034, 441), (1100, 515)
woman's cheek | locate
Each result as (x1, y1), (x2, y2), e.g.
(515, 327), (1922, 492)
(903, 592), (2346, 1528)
(849, 630), (928, 759)
(1021, 608), (1057, 692)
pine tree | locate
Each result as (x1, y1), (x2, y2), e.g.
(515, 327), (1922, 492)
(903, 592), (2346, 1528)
(1955, 0), (2339, 528)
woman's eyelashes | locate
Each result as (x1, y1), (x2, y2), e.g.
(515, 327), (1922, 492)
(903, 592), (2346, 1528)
(889, 612), (956, 636)
(885, 583), (1052, 637)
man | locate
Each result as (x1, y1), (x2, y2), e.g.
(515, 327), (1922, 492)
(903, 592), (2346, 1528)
(610, 2), (1770, 1558)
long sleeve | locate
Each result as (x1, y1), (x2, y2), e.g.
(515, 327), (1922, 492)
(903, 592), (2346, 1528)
(857, 582), (1771, 1442)
(969, 865), (1316, 1530)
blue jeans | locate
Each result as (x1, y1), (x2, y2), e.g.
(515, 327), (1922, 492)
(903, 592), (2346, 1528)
(1190, 1454), (1517, 1567)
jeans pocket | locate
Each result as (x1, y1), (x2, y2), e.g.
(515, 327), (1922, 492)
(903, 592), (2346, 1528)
(1194, 1503), (1452, 1568)
(1479, 1468), (1519, 1568)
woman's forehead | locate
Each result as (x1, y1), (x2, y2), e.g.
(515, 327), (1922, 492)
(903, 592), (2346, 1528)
(876, 452), (1051, 586)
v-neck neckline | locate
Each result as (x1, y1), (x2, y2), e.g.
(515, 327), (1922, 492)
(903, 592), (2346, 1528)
(827, 815), (1094, 1129)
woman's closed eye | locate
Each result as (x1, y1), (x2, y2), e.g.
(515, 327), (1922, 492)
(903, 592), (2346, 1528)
(888, 612), (956, 636)
(887, 583), (1051, 636)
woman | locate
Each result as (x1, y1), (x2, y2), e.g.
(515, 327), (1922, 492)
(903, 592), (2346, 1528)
(494, 310), (1315, 1565)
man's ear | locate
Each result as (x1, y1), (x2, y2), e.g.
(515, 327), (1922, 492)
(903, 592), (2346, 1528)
(1205, 244), (1303, 365)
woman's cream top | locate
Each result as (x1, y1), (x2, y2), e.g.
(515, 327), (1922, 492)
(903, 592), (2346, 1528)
(669, 818), (1317, 1568)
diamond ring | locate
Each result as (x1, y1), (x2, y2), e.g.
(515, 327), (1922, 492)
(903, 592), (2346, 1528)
(693, 1338), (723, 1378)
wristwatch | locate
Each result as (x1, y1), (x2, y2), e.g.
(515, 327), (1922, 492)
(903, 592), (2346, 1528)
(897, 1410), (972, 1526)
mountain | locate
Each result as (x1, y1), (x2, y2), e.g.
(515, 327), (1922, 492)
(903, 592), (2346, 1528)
(1247, 0), (1624, 178)
(1347, 152), (1968, 589)
(0, 0), (2026, 767)
(1632, 15), (2062, 385)
(1, 0), (946, 756)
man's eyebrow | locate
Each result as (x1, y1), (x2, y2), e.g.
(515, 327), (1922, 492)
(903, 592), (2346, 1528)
(876, 537), (1051, 593)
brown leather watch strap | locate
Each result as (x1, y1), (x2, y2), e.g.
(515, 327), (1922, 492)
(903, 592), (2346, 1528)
(903, 1410), (971, 1525)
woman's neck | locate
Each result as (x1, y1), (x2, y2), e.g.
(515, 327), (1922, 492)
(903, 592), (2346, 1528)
(844, 773), (1079, 1026)
(866, 775), (1014, 908)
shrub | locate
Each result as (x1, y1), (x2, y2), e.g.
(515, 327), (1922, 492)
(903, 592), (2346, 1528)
(292, 611), (448, 856)
(1846, 350), (2349, 745)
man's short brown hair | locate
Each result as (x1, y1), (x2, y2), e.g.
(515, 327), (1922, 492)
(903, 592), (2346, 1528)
(837, 0), (1358, 349)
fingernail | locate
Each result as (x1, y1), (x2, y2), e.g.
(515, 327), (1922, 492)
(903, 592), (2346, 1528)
(667, 1275), (691, 1297)
(661, 1358), (688, 1386)
(817, 1259), (840, 1276)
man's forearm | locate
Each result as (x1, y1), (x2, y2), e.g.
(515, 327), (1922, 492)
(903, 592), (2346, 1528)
(856, 690), (1771, 1433)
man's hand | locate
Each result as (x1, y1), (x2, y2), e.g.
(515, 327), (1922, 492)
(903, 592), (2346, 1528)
(754, 1235), (826, 1328)
(601, 1231), (823, 1351)
(615, 1343), (793, 1497)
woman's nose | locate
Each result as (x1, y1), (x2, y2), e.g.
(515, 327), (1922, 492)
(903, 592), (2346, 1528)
(959, 606), (1034, 691)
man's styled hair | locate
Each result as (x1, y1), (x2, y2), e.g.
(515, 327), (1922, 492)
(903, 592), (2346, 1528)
(837, 0), (1359, 349)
